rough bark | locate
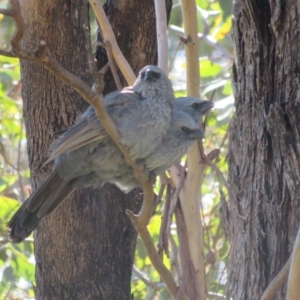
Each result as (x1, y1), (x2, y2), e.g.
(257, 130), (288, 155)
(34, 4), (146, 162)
(20, 0), (171, 299)
(226, 0), (300, 299)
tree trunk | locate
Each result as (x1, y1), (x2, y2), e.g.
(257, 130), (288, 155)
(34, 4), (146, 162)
(20, 0), (171, 299)
(226, 0), (300, 299)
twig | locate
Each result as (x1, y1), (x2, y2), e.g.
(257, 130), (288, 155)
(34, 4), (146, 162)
(89, 0), (135, 85)
(0, 49), (16, 57)
(179, 35), (193, 44)
(154, 0), (168, 73)
(156, 184), (166, 207)
(286, 228), (300, 300)
(169, 24), (233, 60)
(169, 40), (182, 73)
(214, 262), (227, 299)
(169, 234), (180, 278)
(130, 225), (183, 299)
(205, 151), (230, 191)
(0, 8), (14, 17)
(261, 257), (291, 300)
(219, 119), (231, 150)
(133, 265), (166, 291)
(158, 185), (172, 257)
(103, 40), (122, 90)
(166, 163), (186, 242)
(203, 89), (216, 129)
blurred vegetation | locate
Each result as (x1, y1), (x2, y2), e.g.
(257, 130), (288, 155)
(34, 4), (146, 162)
(0, 0), (233, 299)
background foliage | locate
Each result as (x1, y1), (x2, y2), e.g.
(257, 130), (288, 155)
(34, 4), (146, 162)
(0, 0), (233, 299)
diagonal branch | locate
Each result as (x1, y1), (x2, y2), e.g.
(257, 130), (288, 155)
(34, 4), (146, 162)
(89, 0), (136, 85)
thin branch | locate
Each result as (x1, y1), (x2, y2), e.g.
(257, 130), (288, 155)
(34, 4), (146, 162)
(169, 24), (233, 61)
(286, 228), (300, 300)
(0, 8), (14, 17)
(169, 40), (182, 73)
(156, 183), (166, 207)
(203, 89), (216, 130)
(169, 234), (180, 278)
(154, 0), (168, 73)
(89, 0), (136, 85)
(0, 49), (16, 57)
(261, 257), (291, 300)
(206, 154), (230, 191)
(127, 225), (183, 299)
(219, 119), (231, 150)
(158, 185), (172, 257)
(103, 40), (123, 90)
(133, 265), (166, 291)
(166, 163), (186, 242)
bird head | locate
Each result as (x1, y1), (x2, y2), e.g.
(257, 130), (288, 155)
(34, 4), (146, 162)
(175, 97), (214, 124)
(172, 110), (204, 141)
(133, 65), (174, 99)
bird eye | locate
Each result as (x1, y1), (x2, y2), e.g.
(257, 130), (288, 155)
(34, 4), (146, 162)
(191, 102), (200, 109)
(181, 127), (193, 134)
(152, 72), (161, 79)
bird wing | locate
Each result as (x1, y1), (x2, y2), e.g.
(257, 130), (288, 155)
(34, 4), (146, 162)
(43, 88), (142, 166)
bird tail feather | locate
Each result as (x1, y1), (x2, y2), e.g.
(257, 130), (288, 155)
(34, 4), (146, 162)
(7, 168), (73, 243)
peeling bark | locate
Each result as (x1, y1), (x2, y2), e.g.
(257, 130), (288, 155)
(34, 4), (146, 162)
(226, 0), (300, 299)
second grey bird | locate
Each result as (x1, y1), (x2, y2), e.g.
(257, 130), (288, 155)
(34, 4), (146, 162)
(7, 98), (213, 243)
(112, 98), (214, 192)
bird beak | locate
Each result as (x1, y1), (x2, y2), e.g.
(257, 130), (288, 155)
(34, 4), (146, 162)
(190, 129), (204, 139)
(200, 101), (214, 114)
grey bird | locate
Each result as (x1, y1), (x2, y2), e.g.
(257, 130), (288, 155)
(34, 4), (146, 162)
(7, 98), (213, 243)
(44, 65), (174, 164)
(112, 98), (214, 192)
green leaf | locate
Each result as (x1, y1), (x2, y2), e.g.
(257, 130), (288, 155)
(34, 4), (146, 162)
(196, 0), (208, 9)
(200, 60), (222, 78)
(0, 196), (19, 220)
(218, 0), (233, 20)
(10, 252), (35, 282)
(222, 80), (233, 95)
